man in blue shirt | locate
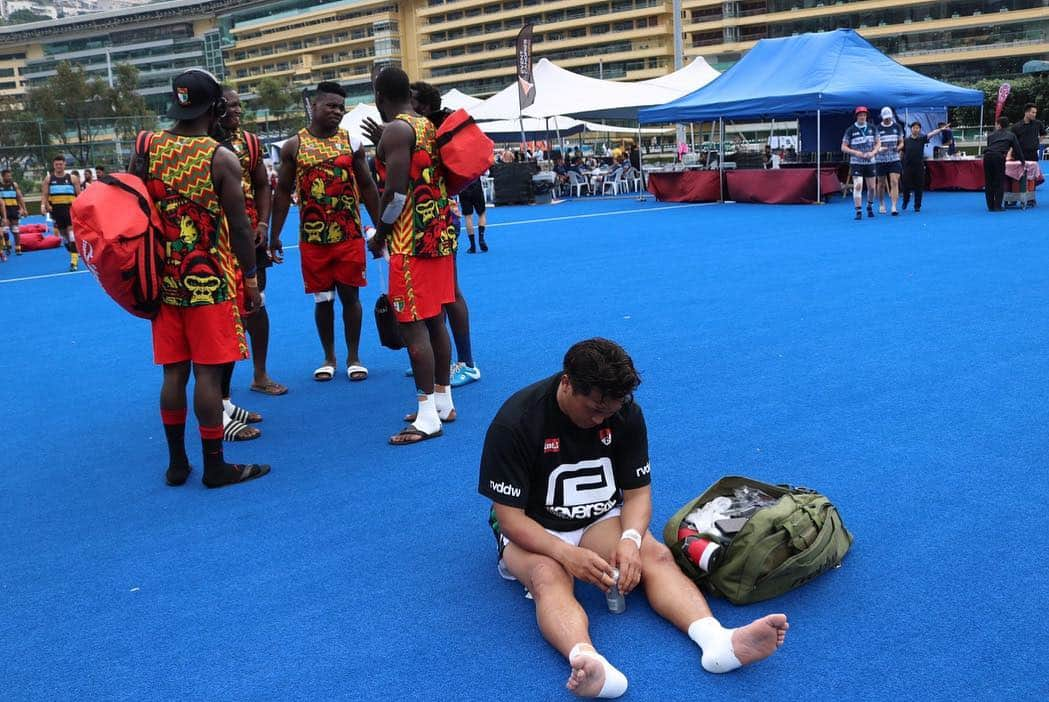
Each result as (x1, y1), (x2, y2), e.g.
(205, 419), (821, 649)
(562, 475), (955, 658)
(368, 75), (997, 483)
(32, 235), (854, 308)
(875, 107), (905, 216)
(841, 106), (880, 221)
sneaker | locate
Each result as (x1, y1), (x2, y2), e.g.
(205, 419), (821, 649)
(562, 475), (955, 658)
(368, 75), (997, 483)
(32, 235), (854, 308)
(450, 361), (481, 387)
(69, 263), (78, 271)
(479, 239), (488, 252)
(466, 246), (477, 254)
(891, 210), (898, 216)
(866, 205), (875, 218)
(405, 367), (414, 377)
(914, 207), (921, 213)
(878, 204), (886, 214)
(854, 209), (862, 221)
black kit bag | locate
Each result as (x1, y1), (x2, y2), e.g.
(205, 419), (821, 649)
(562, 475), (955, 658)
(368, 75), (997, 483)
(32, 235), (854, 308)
(374, 292), (405, 350)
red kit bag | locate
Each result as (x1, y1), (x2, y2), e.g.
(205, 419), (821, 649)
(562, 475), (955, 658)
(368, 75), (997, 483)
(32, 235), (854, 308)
(435, 109), (495, 196)
(71, 171), (164, 319)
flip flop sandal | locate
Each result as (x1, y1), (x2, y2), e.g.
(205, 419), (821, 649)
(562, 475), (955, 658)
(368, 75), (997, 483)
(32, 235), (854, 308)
(226, 404), (262, 424)
(203, 463), (271, 489)
(389, 426), (443, 445)
(313, 364), (336, 381)
(222, 415), (261, 442)
(250, 381), (288, 396)
(403, 408), (456, 423)
(347, 364), (369, 382)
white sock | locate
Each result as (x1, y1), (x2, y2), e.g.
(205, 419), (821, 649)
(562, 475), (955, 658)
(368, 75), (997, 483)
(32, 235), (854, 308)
(568, 644), (628, 699)
(435, 387), (454, 420)
(222, 398), (235, 416)
(412, 394), (441, 434)
(688, 617), (742, 674)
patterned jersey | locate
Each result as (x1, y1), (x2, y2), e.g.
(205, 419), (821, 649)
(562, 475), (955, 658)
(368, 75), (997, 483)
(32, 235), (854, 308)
(295, 128), (361, 245)
(376, 114), (456, 258)
(146, 131), (237, 309)
(875, 122), (904, 163)
(842, 123), (877, 165)
(47, 173), (77, 207)
(224, 128), (262, 229)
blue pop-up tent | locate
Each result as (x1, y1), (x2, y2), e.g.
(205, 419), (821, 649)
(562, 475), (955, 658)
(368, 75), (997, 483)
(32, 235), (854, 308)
(640, 29), (983, 123)
(639, 29), (984, 202)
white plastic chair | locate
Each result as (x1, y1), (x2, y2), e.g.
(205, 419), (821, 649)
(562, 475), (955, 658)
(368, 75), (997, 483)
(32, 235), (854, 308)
(567, 170), (590, 197)
(602, 168), (626, 195)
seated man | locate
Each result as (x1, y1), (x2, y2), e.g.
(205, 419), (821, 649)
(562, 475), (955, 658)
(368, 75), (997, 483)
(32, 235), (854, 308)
(478, 338), (788, 699)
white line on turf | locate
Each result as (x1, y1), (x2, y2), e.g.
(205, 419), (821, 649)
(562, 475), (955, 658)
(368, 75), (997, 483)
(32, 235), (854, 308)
(486, 202), (712, 228)
(0, 204), (710, 285)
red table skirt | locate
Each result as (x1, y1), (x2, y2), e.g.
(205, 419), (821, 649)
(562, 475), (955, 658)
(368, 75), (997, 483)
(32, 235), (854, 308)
(646, 170), (721, 202)
(726, 168), (841, 204)
(926, 160), (984, 191)
(647, 169), (841, 204)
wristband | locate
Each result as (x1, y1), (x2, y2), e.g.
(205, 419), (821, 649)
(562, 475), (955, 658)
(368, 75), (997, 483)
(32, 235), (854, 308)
(620, 529), (642, 549)
(258, 222), (269, 230)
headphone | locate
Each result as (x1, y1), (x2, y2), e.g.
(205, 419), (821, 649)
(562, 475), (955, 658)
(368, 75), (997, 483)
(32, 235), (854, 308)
(174, 68), (228, 117)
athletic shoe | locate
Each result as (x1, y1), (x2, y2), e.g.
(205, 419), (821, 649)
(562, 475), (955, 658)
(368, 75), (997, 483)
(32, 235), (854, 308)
(866, 205), (875, 218)
(69, 263), (78, 271)
(914, 208), (921, 213)
(466, 246), (477, 254)
(878, 204), (886, 214)
(891, 210), (898, 216)
(450, 362), (481, 387)
(854, 210), (862, 221)
(405, 367), (414, 377)
(479, 239), (488, 252)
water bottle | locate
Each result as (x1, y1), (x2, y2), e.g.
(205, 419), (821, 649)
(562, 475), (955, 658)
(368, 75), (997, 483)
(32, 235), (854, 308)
(606, 568), (626, 614)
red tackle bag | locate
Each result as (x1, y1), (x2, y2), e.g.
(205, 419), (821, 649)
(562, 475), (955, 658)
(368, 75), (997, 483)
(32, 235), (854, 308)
(71, 167), (165, 320)
(435, 109), (495, 196)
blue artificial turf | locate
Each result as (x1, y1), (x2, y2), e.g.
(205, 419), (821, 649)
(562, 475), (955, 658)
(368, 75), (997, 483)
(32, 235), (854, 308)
(1, 192), (1048, 701)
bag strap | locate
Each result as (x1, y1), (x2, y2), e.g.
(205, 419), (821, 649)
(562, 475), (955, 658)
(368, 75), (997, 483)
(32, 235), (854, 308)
(98, 175), (155, 224)
(435, 112), (479, 149)
(245, 132), (261, 172)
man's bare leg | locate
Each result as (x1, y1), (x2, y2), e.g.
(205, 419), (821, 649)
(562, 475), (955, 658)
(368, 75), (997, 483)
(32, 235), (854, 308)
(889, 172), (900, 213)
(580, 518), (789, 673)
(502, 543), (625, 698)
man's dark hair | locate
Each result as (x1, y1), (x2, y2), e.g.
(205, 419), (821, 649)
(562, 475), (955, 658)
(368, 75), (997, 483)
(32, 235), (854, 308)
(222, 85), (238, 96)
(937, 122), (946, 128)
(910, 121), (921, 128)
(52, 155), (65, 162)
(374, 66), (410, 102)
(1, 169), (9, 175)
(997, 116), (1010, 129)
(563, 338), (641, 400)
(1024, 102), (1037, 112)
(316, 81), (346, 98)
(410, 81), (442, 114)
(95, 165), (105, 171)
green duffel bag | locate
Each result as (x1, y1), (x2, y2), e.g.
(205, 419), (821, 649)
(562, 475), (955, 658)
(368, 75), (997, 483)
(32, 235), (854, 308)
(662, 475), (853, 605)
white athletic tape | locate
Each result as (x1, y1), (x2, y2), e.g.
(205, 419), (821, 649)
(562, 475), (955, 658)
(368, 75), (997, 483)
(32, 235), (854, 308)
(313, 290), (335, 303)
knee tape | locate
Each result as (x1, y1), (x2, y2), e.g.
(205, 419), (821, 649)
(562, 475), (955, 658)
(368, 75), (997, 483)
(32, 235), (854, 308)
(258, 291), (266, 307)
(314, 290), (335, 303)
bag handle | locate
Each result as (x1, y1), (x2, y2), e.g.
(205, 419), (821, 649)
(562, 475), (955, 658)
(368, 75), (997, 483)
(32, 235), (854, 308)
(435, 112), (480, 149)
(97, 175), (154, 223)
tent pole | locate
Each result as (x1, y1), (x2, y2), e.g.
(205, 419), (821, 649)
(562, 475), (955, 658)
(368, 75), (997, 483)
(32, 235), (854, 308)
(637, 122), (645, 201)
(978, 103), (984, 156)
(816, 109), (822, 205)
(719, 116), (725, 203)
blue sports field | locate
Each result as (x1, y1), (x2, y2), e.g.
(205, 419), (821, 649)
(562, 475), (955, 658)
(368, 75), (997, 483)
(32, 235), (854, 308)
(1, 192), (1047, 700)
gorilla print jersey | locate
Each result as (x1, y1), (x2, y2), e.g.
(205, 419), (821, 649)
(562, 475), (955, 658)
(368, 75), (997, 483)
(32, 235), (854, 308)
(479, 374), (651, 532)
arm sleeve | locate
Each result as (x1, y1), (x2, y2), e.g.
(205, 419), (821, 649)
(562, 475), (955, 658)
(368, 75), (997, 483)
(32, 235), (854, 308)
(614, 405), (651, 491)
(478, 422), (533, 508)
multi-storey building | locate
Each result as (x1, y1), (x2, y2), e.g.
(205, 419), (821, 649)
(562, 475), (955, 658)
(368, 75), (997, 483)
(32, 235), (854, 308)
(222, 0), (404, 103)
(0, 0), (1046, 112)
(681, 0), (1049, 83)
(414, 0), (676, 96)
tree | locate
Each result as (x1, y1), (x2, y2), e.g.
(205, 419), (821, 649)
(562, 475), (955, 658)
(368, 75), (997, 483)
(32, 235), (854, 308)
(253, 76), (301, 137)
(4, 9), (50, 24)
(0, 101), (43, 170)
(25, 61), (108, 165)
(954, 74), (1049, 127)
(106, 63), (156, 141)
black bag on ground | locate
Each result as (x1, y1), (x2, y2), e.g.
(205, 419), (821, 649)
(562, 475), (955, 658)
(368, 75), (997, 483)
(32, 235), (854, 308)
(663, 475), (853, 605)
(374, 293), (404, 350)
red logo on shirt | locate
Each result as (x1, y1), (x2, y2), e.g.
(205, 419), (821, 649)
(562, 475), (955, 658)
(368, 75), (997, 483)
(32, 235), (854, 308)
(599, 428), (612, 446)
(544, 438), (560, 453)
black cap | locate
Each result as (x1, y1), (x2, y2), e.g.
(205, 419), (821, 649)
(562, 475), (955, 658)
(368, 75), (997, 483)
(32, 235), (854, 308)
(167, 69), (221, 120)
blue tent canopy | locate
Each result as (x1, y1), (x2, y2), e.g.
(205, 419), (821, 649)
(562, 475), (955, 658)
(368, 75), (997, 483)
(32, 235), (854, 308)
(639, 30), (983, 124)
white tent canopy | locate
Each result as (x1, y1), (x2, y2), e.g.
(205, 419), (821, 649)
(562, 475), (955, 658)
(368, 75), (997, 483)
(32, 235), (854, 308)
(468, 57), (719, 122)
(440, 88), (482, 111)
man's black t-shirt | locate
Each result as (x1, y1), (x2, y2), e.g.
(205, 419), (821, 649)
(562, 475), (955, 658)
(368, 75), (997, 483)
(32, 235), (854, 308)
(478, 374), (651, 532)
(1010, 119), (1046, 160)
(902, 134), (928, 167)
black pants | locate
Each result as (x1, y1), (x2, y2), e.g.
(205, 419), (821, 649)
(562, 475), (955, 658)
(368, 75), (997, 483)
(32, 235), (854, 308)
(983, 151), (1005, 211)
(901, 163), (924, 210)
